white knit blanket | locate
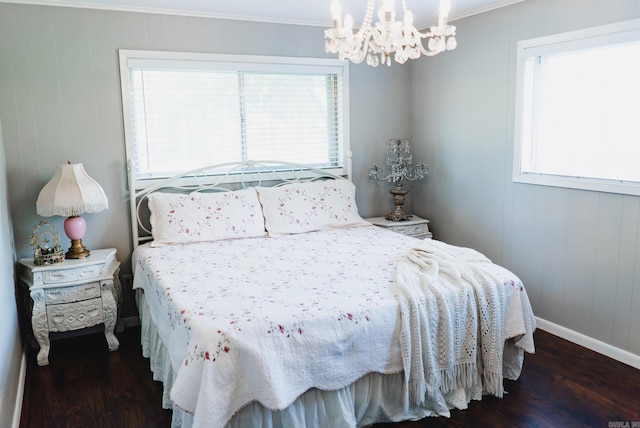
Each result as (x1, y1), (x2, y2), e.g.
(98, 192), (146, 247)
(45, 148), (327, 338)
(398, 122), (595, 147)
(396, 239), (536, 407)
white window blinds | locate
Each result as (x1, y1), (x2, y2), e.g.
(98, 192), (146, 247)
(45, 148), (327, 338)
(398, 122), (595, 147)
(120, 51), (348, 181)
(514, 19), (640, 195)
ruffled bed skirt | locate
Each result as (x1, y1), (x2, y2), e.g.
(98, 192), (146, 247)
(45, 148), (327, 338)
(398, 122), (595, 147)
(136, 290), (484, 428)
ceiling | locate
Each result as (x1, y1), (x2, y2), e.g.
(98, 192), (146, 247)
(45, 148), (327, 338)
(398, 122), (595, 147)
(8, 0), (525, 29)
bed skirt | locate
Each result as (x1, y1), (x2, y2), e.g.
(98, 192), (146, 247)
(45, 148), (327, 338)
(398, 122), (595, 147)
(136, 290), (485, 428)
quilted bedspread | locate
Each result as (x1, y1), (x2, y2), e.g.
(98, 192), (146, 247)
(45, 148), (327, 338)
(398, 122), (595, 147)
(133, 226), (416, 427)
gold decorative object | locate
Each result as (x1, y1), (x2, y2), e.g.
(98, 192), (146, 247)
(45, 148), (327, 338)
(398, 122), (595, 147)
(30, 220), (64, 266)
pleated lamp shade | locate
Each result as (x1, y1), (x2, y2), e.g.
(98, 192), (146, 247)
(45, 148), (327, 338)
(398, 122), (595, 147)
(36, 163), (108, 217)
(36, 162), (108, 259)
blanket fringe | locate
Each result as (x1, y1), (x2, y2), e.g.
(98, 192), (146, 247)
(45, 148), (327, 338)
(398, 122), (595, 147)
(482, 370), (504, 398)
(439, 362), (480, 394)
(409, 362), (480, 405)
(409, 364), (505, 404)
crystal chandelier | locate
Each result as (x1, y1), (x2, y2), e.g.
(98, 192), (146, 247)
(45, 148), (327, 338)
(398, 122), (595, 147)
(324, 0), (457, 67)
(370, 138), (428, 221)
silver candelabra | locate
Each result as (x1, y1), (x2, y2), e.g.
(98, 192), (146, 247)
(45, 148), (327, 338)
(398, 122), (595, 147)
(369, 138), (428, 221)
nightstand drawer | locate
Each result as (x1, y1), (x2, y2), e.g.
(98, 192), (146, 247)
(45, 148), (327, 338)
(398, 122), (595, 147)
(392, 223), (429, 236)
(365, 216), (432, 239)
(44, 282), (101, 305)
(47, 298), (104, 332)
(42, 264), (104, 284)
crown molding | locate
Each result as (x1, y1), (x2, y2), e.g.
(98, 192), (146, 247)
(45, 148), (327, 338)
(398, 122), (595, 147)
(3, 0), (528, 29)
(416, 0), (527, 29)
(0, 0), (328, 26)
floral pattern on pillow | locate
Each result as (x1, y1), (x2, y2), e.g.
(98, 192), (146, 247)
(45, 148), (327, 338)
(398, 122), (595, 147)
(257, 179), (369, 235)
(148, 188), (265, 246)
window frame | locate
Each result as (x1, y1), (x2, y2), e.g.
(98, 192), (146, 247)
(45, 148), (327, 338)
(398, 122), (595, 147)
(118, 50), (351, 189)
(513, 18), (640, 196)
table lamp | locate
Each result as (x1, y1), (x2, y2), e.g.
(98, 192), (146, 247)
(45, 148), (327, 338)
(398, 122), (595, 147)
(36, 162), (109, 259)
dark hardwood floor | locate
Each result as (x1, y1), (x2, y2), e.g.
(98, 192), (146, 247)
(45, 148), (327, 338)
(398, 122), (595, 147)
(20, 328), (640, 428)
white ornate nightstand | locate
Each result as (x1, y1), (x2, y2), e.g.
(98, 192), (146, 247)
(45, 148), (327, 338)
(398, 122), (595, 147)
(18, 248), (122, 366)
(366, 215), (433, 239)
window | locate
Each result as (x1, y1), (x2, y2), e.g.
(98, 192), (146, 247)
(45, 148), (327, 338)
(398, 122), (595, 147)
(513, 19), (640, 195)
(119, 50), (349, 182)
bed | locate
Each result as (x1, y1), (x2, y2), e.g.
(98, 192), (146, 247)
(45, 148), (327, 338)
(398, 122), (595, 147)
(127, 160), (536, 428)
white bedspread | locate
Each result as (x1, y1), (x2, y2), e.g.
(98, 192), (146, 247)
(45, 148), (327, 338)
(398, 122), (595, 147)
(133, 226), (415, 428)
(133, 226), (535, 428)
(396, 239), (536, 408)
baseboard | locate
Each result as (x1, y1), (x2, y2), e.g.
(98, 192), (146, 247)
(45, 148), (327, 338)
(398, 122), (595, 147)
(12, 350), (26, 428)
(536, 317), (640, 370)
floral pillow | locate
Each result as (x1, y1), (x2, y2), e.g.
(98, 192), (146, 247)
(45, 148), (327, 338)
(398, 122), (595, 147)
(147, 188), (266, 246)
(256, 179), (369, 236)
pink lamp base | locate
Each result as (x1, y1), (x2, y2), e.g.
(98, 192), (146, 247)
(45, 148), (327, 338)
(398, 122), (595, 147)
(64, 215), (90, 259)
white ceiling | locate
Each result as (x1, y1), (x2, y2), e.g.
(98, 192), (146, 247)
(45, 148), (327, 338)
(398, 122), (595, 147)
(7, 0), (525, 28)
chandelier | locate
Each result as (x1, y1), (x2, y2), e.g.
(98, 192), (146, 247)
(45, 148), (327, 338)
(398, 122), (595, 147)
(369, 138), (428, 221)
(324, 0), (457, 67)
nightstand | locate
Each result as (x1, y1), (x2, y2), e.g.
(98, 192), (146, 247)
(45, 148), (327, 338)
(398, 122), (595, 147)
(366, 215), (433, 239)
(17, 248), (122, 366)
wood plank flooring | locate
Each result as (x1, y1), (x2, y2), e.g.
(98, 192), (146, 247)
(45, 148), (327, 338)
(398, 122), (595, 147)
(20, 328), (640, 427)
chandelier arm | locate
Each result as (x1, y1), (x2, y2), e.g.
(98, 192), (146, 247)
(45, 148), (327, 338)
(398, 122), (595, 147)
(348, 50), (367, 64)
(348, 31), (373, 64)
(418, 39), (446, 57)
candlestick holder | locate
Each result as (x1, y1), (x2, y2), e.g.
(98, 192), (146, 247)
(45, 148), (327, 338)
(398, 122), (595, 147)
(369, 138), (428, 221)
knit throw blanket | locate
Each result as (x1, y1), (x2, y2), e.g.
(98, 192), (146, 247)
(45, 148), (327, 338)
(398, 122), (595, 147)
(395, 239), (509, 406)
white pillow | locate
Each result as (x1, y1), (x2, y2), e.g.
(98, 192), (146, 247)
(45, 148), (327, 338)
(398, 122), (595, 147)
(256, 179), (369, 235)
(147, 188), (266, 246)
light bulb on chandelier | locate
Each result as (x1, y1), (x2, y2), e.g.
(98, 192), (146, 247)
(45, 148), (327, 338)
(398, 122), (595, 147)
(324, 0), (457, 67)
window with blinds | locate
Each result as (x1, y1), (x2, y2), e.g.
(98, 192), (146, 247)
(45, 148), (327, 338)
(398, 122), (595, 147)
(513, 19), (640, 196)
(119, 51), (349, 181)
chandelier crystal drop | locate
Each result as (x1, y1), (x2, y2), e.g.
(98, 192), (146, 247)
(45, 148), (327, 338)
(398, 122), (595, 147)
(324, 0), (457, 67)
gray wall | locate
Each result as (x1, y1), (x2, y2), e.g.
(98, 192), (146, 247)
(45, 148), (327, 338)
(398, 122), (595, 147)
(0, 119), (21, 427)
(410, 0), (640, 357)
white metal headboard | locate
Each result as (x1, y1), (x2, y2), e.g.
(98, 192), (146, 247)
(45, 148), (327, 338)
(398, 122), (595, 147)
(127, 157), (353, 248)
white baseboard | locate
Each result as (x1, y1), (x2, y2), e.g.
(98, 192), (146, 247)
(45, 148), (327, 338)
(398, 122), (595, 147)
(12, 350), (26, 428)
(536, 317), (640, 370)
